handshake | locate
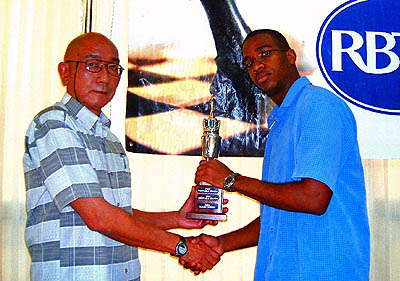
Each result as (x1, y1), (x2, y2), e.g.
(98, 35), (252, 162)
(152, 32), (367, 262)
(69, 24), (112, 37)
(169, 160), (234, 274)
(178, 234), (224, 275)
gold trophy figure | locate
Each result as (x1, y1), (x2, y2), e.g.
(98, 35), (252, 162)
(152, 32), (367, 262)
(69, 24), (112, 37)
(187, 95), (227, 221)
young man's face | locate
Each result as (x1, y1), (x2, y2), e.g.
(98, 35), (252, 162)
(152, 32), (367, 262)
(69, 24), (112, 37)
(61, 36), (121, 115)
(242, 33), (296, 105)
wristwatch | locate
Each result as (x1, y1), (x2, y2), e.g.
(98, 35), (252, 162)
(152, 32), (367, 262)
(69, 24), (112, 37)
(173, 236), (188, 257)
(223, 172), (240, 192)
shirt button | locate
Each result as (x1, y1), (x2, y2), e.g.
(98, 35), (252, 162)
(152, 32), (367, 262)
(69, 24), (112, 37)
(117, 203), (120, 207)
(125, 268), (128, 273)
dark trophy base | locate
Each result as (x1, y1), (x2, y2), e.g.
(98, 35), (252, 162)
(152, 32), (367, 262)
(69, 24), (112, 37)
(187, 184), (227, 221)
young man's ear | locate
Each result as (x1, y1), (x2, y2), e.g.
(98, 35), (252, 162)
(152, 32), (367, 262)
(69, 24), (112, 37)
(58, 62), (70, 86)
(286, 49), (297, 66)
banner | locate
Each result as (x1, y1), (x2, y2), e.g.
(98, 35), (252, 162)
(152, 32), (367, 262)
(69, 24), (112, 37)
(126, 0), (400, 159)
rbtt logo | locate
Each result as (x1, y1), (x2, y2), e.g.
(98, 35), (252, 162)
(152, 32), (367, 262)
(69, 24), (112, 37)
(317, 0), (400, 115)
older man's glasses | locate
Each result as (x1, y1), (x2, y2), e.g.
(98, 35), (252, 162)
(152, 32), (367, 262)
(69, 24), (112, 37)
(66, 60), (124, 77)
(242, 49), (289, 72)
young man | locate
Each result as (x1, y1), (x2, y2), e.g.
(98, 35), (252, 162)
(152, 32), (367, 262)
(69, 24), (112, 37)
(186, 29), (370, 280)
(23, 32), (223, 281)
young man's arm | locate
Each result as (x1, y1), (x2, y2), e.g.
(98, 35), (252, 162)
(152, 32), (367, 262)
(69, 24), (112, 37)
(203, 216), (260, 253)
(195, 159), (332, 215)
(180, 217), (260, 271)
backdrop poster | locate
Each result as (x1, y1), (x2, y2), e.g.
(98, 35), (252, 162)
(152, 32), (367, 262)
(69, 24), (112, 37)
(126, 0), (400, 159)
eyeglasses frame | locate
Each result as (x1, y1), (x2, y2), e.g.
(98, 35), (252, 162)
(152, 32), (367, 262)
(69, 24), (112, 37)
(65, 59), (124, 77)
(242, 49), (289, 72)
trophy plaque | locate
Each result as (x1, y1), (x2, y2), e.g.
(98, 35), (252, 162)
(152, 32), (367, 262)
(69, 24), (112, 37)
(187, 95), (227, 221)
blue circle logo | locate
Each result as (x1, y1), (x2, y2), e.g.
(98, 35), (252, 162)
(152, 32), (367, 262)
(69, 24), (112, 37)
(317, 0), (400, 115)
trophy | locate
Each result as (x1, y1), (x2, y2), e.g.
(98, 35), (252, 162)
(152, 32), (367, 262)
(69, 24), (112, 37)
(187, 95), (227, 221)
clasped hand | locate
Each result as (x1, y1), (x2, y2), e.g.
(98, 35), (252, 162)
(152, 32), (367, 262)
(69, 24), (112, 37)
(179, 234), (224, 275)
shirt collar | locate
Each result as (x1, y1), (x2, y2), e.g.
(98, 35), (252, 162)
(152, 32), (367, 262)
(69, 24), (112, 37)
(61, 93), (111, 129)
(268, 76), (311, 122)
(280, 76), (310, 108)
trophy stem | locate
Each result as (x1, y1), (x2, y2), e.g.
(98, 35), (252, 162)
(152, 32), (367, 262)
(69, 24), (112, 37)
(187, 95), (227, 221)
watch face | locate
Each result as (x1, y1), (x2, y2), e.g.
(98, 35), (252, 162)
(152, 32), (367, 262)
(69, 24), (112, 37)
(225, 175), (234, 185)
(178, 243), (188, 255)
(224, 173), (238, 192)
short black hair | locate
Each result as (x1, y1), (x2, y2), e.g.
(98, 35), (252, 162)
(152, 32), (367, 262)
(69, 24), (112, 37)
(242, 29), (291, 50)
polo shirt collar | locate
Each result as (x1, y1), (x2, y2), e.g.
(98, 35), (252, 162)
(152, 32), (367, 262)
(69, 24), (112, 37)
(268, 76), (310, 122)
(61, 93), (111, 129)
(280, 76), (310, 108)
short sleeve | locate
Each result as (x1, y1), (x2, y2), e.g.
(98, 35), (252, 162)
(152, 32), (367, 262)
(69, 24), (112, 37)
(292, 95), (356, 191)
(34, 112), (103, 211)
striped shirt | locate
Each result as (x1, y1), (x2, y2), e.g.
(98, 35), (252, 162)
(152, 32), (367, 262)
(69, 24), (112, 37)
(23, 93), (140, 281)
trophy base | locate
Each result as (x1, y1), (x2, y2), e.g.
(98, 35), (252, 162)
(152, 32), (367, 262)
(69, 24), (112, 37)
(186, 183), (226, 221)
(187, 212), (227, 221)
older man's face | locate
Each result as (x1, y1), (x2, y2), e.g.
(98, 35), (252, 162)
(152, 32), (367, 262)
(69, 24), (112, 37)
(65, 36), (121, 115)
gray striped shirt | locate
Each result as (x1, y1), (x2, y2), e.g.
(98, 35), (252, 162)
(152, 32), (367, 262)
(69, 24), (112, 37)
(23, 93), (140, 281)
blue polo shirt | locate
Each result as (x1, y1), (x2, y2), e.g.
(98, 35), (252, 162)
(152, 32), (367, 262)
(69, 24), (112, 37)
(255, 77), (370, 280)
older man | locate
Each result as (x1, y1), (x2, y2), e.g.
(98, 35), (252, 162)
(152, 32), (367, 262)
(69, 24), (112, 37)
(23, 32), (222, 281)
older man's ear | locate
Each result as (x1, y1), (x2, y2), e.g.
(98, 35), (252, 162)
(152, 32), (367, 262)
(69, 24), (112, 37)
(58, 62), (70, 86)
